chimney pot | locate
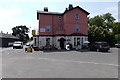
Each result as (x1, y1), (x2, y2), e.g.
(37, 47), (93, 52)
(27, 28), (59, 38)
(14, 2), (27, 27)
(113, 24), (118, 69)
(68, 4), (73, 10)
(44, 7), (48, 12)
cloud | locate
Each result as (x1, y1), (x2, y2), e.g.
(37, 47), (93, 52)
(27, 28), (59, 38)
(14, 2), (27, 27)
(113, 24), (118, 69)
(89, 6), (118, 22)
(0, 6), (22, 33)
(104, 6), (118, 21)
(0, 6), (21, 19)
(118, 1), (120, 22)
(104, 7), (118, 13)
(0, 0), (119, 2)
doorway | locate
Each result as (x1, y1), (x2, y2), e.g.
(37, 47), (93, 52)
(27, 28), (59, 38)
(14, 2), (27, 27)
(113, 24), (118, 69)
(59, 38), (65, 49)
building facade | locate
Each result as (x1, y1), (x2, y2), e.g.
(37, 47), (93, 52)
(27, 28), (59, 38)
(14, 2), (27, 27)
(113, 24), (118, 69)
(34, 4), (90, 49)
(0, 32), (19, 47)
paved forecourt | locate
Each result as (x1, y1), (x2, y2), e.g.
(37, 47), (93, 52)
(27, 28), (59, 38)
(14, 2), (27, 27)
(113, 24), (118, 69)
(2, 47), (119, 78)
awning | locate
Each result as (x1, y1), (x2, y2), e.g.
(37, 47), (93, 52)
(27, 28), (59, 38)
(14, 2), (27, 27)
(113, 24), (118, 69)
(83, 41), (90, 44)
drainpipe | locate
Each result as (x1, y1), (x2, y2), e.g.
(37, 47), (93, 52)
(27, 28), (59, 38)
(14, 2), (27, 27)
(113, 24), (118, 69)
(52, 15), (54, 47)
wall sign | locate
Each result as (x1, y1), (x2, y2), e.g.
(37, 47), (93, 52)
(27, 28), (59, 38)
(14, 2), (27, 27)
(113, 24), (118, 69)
(40, 28), (45, 32)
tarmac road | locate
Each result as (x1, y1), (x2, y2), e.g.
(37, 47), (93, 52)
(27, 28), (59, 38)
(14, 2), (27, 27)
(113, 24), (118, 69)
(1, 47), (119, 78)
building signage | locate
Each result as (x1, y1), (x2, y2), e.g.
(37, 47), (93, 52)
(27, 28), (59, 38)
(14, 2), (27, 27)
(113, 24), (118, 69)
(40, 28), (45, 32)
(32, 30), (36, 35)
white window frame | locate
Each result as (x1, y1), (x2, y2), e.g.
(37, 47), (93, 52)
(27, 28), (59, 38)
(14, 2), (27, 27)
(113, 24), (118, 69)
(58, 16), (62, 21)
(46, 25), (51, 32)
(57, 25), (62, 30)
(75, 13), (79, 20)
(75, 24), (80, 32)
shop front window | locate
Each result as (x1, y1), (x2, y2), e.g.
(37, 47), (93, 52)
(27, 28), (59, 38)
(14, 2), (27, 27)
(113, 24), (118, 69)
(46, 38), (50, 46)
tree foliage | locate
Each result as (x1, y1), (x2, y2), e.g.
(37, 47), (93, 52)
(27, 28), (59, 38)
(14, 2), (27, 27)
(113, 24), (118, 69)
(88, 15), (104, 27)
(89, 13), (115, 28)
(115, 34), (120, 43)
(88, 13), (118, 46)
(12, 25), (29, 42)
(112, 22), (120, 34)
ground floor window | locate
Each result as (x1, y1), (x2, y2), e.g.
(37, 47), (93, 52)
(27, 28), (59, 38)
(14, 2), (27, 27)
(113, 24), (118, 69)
(46, 38), (50, 46)
(74, 38), (76, 46)
(77, 38), (80, 46)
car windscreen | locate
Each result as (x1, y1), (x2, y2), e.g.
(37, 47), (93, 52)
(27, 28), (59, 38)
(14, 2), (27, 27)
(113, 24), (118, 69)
(14, 42), (22, 44)
(101, 43), (109, 46)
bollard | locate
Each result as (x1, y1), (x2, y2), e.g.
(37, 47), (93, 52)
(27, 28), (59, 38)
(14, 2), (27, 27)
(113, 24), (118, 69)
(27, 47), (32, 52)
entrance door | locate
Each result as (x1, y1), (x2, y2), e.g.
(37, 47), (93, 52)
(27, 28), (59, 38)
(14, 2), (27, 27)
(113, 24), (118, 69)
(59, 38), (65, 49)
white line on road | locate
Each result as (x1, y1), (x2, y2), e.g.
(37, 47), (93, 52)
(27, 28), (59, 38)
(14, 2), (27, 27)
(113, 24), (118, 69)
(37, 57), (119, 67)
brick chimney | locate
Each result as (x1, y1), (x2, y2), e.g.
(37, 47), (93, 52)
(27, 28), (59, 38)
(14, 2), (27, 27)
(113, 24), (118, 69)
(44, 7), (48, 12)
(68, 4), (73, 10)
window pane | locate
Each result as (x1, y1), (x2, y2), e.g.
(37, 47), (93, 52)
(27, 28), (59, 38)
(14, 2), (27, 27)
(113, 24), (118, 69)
(46, 25), (50, 32)
(75, 24), (80, 32)
(57, 26), (62, 30)
(75, 13), (79, 19)
(46, 38), (50, 46)
(58, 16), (62, 21)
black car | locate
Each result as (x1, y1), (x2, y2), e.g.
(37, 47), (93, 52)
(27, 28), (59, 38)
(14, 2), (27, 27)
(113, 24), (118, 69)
(89, 42), (110, 52)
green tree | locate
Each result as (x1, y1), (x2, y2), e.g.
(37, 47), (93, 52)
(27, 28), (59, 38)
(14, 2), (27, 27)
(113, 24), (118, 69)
(88, 13), (117, 46)
(103, 13), (116, 28)
(12, 25), (30, 43)
(88, 25), (115, 46)
(88, 13), (115, 29)
(115, 34), (120, 43)
(88, 15), (104, 27)
(88, 25), (106, 42)
(112, 22), (120, 34)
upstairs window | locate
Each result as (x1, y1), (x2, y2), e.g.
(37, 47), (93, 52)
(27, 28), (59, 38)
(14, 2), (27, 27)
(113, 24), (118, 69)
(75, 13), (79, 20)
(57, 25), (62, 30)
(58, 16), (62, 21)
(46, 25), (51, 32)
(75, 24), (80, 32)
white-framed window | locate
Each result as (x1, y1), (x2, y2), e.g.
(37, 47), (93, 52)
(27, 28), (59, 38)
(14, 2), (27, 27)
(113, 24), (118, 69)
(74, 37), (76, 46)
(75, 13), (79, 19)
(85, 37), (88, 41)
(46, 38), (50, 46)
(75, 24), (80, 32)
(57, 25), (62, 30)
(58, 16), (62, 21)
(46, 25), (51, 32)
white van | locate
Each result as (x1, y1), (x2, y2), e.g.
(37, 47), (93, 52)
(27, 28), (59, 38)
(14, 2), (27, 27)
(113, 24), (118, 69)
(13, 41), (23, 49)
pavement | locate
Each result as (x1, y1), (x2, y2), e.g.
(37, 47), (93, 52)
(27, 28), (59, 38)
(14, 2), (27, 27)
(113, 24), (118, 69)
(1, 47), (119, 78)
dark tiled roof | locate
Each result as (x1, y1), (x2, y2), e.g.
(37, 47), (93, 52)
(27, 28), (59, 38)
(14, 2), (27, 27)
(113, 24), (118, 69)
(0, 33), (19, 39)
(37, 6), (90, 20)
(63, 6), (90, 15)
(37, 10), (62, 15)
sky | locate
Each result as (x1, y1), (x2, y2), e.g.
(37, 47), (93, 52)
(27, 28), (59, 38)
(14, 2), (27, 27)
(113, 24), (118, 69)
(0, 0), (119, 37)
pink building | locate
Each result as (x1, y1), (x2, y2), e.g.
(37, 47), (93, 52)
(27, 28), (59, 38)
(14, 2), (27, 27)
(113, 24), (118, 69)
(34, 4), (90, 50)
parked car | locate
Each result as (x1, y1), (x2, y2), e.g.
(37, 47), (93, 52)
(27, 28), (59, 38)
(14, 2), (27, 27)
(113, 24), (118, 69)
(89, 42), (110, 52)
(13, 41), (23, 49)
(25, 41), (33, 47)
(115, 43), (120, 48)
(26, 43), (31, 46)
(8, 42), (14, 47)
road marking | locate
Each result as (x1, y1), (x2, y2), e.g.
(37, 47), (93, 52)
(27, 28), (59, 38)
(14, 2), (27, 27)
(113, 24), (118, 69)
(37, 57), (119, 67)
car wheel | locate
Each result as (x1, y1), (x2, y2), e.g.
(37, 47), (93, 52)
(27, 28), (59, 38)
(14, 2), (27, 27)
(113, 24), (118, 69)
(105, 50), (108, 52)
(97, 49), (99, 52)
